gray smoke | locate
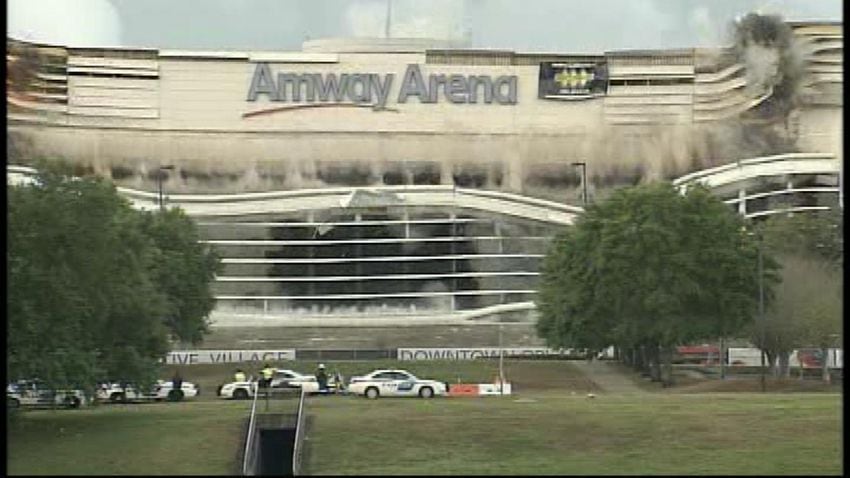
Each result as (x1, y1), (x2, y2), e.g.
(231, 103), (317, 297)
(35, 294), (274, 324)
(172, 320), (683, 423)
(346, 0), (468, 41)
(732, 12), (805, 118)
(7, 0), (122, 47)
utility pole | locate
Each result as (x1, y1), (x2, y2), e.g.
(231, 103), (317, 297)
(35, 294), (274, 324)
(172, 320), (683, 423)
(499, 323), (504, 395)
(757, 231), (766, 393)
(572, 162), (587, 207)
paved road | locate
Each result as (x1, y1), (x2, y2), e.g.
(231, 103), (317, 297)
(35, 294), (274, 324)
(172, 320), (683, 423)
(571, 360), (647, 394)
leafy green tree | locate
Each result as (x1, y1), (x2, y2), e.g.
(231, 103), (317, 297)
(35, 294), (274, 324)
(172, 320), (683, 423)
(140, 209), (220, 345)
(536, 182), (778, 386)
(8, 166), (218, 395)
(754, 255), (817, 377)
(755, 254), (842, 381)
(753, 210), (843, 380)
(760, 210), (843, 268)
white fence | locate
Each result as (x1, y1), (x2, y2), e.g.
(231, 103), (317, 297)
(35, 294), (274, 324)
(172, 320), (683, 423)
(727, 347), (843, 368)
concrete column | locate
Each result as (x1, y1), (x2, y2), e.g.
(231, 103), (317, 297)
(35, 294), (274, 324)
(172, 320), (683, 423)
(441, 161), (454, 185)
(838, 155), (844, 209)
(504, 157), (523, 193)
(450, 211), (457, 312)
(495, 221), (505, 305)
(403, 209), (410, 239)
(306, 211), (315, 298)
(738, 188), (747, 216)
(355, 212), (363, 303)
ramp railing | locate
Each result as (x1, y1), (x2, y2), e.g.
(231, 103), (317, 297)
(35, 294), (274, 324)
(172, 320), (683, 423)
(242, 382), (260, 476)
(292, 388), (308, 476)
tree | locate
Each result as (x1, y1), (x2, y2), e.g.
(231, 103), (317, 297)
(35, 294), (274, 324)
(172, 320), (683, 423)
(754, 255), (817, 377)
(140, 209), (220, 345)
(536, 182), (778, 386)
(760, 209), (843, 268)
(754, 210), (843, 380)
(8, 166), (219, 395)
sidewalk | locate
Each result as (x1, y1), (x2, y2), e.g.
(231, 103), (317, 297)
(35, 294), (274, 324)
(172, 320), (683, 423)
(571, 360), (647, 394)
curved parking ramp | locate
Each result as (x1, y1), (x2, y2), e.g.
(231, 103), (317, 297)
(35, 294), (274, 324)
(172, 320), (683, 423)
(242, 386), (309, 476)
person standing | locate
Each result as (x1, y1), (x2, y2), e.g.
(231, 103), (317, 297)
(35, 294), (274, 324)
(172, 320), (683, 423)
(234, 368), (246, 383)
(316, 364), (328, 392)
(172, 370), (183, 390)
(260, 364), (274, 389)
(170, 370), (184, 401)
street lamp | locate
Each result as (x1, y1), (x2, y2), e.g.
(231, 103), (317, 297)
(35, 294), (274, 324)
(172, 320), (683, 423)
(157, 165), (174, 211)
(572, 162), (588, 207)
(756, 230), (766, 392)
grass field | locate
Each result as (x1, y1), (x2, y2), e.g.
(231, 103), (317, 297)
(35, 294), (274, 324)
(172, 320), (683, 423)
(7, 360), (843, 475)
(303, 393), (842, 475)
(6, 401), (250, 475)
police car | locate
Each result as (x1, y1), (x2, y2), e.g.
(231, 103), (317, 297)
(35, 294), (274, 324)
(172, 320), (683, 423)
(346, 369), (448, 399)
(217, 369), (340, 399)
(6, 379), (88, 408)
(96, 380), (199, 403)
(218, 369), (336, 400)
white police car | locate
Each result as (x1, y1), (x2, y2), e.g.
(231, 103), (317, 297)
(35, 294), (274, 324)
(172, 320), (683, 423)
(96, 380), (199, 403)
(217, 369), (337, 399)
(6, 379), (88, 408)
(346, 369), (448, 399)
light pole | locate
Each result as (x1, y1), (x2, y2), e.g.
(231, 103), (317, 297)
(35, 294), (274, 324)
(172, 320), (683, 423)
(157, 165), (174, 211)
(499, 323), (504, 395)
(743, 224), (766, 392)
(741, 226), (767, 392)
(757, 231), (766, 392)
(571, 162), (587, 207)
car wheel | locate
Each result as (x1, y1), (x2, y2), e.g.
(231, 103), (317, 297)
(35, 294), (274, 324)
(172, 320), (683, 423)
(419, 387), (434, 399)
(7, 397), (20, 408)
(64, 396), (82, 409)
(167, 389), (184, 402)
(233, 388), (249, 400)
(110, 392), (127, 403)
(365, 387), (380, 399)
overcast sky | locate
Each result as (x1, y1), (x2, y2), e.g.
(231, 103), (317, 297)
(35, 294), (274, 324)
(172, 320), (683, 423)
(7, 0), (842, 53)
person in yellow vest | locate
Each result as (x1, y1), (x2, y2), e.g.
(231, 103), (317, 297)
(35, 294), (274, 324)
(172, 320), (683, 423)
(260, 364), (274, 389)
(234, 368), (247, 383)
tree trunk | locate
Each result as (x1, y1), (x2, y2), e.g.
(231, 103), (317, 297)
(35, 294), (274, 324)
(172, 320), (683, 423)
(649, 345), (662, 382)
(765, 351), (776, 370)
(662, 345), (675, 387)
(719, 337), (726, 380)
(821, 346), (831, 384)
(777, 351), (791, 379)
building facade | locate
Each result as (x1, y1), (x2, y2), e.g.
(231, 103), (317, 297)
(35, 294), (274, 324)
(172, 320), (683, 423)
(6, 22), (842, 325)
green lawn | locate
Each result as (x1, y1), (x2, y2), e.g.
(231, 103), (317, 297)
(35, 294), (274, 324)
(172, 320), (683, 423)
(304, 393), (842, 475)
(7, 360), (843, 476)
(6, 402), (250, 475)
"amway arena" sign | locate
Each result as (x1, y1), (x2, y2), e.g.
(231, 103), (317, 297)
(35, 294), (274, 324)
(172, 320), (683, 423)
(247, 63), (518, 109)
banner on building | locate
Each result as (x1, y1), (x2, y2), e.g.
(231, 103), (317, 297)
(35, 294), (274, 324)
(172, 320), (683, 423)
(538, 61), (608, 100)
(397, 347), (613, 361)
(163, 349), (296, 365)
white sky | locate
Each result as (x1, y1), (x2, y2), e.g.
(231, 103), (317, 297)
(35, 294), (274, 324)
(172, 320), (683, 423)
(7, 0), (843, 52)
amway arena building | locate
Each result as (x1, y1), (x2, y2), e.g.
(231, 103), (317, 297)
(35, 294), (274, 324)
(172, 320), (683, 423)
(6, 22), (842, 326)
